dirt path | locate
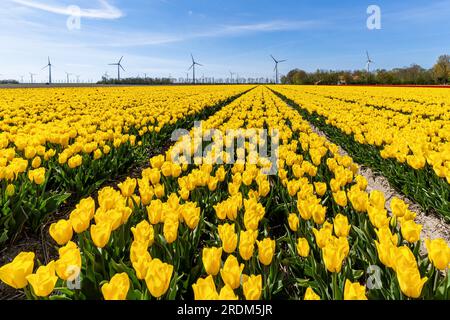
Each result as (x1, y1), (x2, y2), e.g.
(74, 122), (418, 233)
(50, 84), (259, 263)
(308, 124), (450, 246)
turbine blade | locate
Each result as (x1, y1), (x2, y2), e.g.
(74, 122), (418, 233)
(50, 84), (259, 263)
(119, 56), (123, 63)
(120, 65), (125, 71)
(196, 63), (203, 67)
(270, 55), (277, 63)
(188, 64), (193, 71)
(279, 60), (287, 63)
(42, 65), (48, 70)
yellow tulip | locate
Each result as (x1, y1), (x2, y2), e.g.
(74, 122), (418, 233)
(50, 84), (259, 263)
(49, 219), (73, 245)
(163, 217), (179, 244)
(390, 197), (408, 218)
(26, 261), (58, 297)
(90, 221), (112, 248)
(118, 177), (137, 198)
(333, 214), (351, 238)
(396, 267), (428, 299)
(147, 199), (163, 224)
(68, 154), (83, 169)
(101, 273), (130, 300)
(333, 191), (347, 207)
(219, 284), (239, 300)
(297, 238), (310, 258)
(220, 255), (244, 290)
(257, 238), (276, 266)
(242, 274), (262, 300)
(304, 287), (321, 300)
(0, 252), (35, 289)
(344, 279), (367, 300)
(239, 230), (257, 261)
(192, 275), (219, 300)
(131, 220), (154, 247)
(202, 247), (223, 276)
(312, 222), (333, 249)
(132, 254), (152, 280)
(145, 258), (174, 298)
(288, 213), (299, 232)
(314, 182), (327, 197)
(425, 238), (450, 270)
(218, 223), (238, 254)
(69, 208), (91, 234)
(401, 220), (422, 243)
(55, 241), (81, 280)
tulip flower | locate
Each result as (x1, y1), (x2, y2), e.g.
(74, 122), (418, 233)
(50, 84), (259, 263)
(239, 230), (257, 261)
(131, 220), (154, 247)
(26, 261), (58, 297)
(90, 221), (112, 248)
(218, 223), (238, 254)
(192, 275), (219, 300)
(242, 274), (262, 300)
(118, 177), (137, 198)
(55, 242), (81, 280)
(202, 247), (223, 276)
(425, 238), (450, 270)
(257, 238), (276, 266)
(297, 238), (310, 258)
(396, 267), (428, 299)
(333, 214), (351, 238)
(49, 219), (73, 246)
(101, 273), (130, 300)
(145, 259), (174, 298)
(288, 213), (299, 232)
(304, 287), (321, 300)
(220, 255), (244, 290)
(344, 279), (367, 300)
(401, 220), (422, 243)
(0, 252), (35, 289)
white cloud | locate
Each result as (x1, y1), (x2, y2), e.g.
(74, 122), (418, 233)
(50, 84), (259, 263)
(11, 0), (123, 19)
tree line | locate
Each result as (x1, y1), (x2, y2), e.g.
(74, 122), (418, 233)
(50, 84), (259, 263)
(281, 55), (450, 85)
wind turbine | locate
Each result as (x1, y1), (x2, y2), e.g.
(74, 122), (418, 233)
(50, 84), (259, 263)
(20, 75), (24, 83)
(42, 57), (53, 84)
(188, 54), (203, 84)
(29, 73), (36, 84)
(76, 75), (81, 83)
(109, 56), (125, 81)
(270, 55), (287, 84)
(229, 71), (235, 84)
(65, 72), (73, 83)
(366, 51), (374, 73)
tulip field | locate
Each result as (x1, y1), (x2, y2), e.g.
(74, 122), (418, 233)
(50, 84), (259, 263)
(0, 85), (449, 300)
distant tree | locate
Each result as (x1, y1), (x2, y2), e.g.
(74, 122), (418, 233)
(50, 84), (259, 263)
(432, 55), (450, 84)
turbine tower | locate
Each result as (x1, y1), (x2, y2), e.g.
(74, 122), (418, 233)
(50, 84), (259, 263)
(188, 54), (203, 84)
(366, 51), (374, 73)
(109, 56), (125, 81)
(65, 72), (73, 83)
(270, 55), (287, 84)
(76, 75), (81, 83)
(42, 57), (53, 84)
(29, 73), (36, 84)
(229, 71), (235, 84)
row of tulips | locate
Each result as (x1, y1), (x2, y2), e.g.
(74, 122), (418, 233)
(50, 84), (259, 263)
(1, 86), (448, 300)
(0, 86), (252, 243)
(270, 85), (450, 220)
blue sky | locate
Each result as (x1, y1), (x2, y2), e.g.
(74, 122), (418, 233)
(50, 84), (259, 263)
(1, 0), (450, 82)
